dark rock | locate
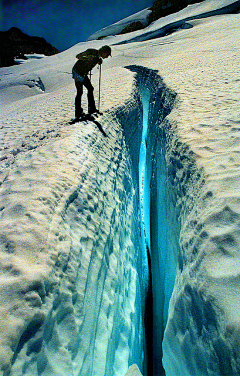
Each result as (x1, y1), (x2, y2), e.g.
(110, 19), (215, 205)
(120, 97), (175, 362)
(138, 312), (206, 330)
(148, 0), (201, 24)
(0, 27), (58, 67)
(120, 21), (145, 35)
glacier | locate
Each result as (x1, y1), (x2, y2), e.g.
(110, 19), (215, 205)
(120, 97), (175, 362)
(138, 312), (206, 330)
(0, 0), (240, 375)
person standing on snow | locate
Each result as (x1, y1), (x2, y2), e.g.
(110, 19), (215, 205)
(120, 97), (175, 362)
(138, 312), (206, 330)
(72, 45), (111, 120)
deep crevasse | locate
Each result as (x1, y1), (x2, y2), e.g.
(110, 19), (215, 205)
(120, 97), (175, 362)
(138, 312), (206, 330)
(124, 66), (178, 375)
(10, 66), (179, 376)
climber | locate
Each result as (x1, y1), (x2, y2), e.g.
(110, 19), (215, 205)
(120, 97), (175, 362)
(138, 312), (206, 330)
(72, 45), (111, 121)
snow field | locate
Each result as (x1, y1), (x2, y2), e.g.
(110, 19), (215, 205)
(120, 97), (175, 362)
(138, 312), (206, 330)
(0, 1), (240, 375)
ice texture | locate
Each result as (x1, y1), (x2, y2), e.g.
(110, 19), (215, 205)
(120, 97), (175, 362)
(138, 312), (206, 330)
(125, 66), (178, 375)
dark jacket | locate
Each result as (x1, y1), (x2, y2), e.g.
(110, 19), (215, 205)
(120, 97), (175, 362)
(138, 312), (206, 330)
(72, 48), (102, 77)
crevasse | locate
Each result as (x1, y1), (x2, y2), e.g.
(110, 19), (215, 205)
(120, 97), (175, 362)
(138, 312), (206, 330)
(123, 66), (178, 375)
(10, 67), (180, 376)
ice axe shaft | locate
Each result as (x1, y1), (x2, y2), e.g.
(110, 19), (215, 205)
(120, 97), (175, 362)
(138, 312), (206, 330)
(89, 70), (92, 82)
(98, 64), (102, 112)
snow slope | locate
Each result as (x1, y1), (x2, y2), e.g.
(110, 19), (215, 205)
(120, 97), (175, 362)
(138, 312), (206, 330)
(0, 0), (240, 375)
(88, 8), (152, 41)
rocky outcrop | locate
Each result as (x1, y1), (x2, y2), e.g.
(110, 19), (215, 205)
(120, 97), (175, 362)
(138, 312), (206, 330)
(148, 0), (201, 23)
(0, 27), (58, 67)
(120, 21), (145, 35)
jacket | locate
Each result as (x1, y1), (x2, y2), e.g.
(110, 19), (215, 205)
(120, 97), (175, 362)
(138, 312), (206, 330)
(72, 48), (102, 78)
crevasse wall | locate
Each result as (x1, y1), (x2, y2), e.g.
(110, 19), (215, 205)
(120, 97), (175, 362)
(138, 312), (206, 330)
(121, 66), (179, 376)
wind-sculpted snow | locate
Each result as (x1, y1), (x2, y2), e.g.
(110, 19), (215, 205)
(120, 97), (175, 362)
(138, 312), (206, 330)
(0, 102), (144, 375)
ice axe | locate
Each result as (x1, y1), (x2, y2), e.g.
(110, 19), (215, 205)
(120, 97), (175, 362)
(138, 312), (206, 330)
(98, 64), (102, 113)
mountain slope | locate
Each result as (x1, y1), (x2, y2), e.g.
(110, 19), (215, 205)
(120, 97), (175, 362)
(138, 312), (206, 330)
(0, 27), (58, 67)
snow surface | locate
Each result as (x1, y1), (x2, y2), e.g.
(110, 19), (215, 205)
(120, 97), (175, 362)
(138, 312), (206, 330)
(14, 54), (46, 65)
(0, 0), (240, 375)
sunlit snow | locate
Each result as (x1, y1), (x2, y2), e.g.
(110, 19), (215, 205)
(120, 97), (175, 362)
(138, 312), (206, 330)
(0, 1), (240, 375)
